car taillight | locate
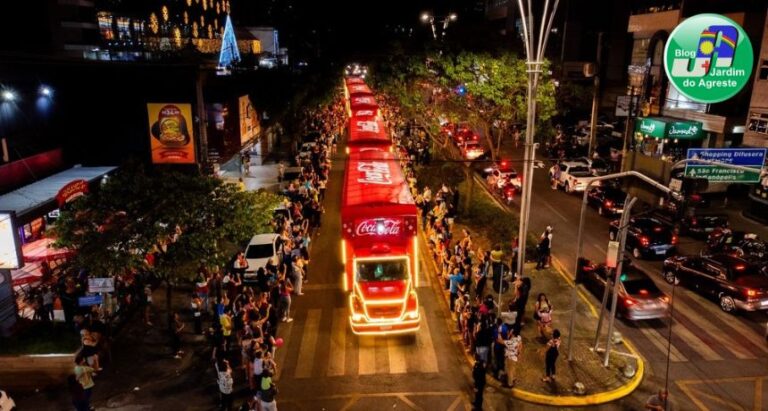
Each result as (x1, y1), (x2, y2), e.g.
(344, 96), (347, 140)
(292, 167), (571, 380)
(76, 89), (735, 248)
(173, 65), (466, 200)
(746, 289), (757, 299)
(671, 235), (678, 245)
(690, 218), (697, 226)
(640, 235), (650, 247)
(660, 296), (670, 303)
(624, 297), (638, 307)
(604, 200), (613, 208)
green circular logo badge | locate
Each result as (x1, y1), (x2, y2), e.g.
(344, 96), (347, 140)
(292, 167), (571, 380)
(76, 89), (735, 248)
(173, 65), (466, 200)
(664, 13), (753, 104)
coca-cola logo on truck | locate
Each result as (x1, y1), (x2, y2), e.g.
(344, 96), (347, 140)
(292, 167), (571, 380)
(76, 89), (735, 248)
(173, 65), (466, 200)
(357, 161), (392, 185)
(355, 219), (402, 236)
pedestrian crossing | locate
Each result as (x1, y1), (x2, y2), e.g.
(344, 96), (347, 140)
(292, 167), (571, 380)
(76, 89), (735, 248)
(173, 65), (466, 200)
(620, 287), (768, 364)
(274, 306), (441, 380)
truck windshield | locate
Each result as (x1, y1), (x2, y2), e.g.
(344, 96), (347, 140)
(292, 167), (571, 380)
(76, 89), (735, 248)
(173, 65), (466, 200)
(356, 259), (409, 282)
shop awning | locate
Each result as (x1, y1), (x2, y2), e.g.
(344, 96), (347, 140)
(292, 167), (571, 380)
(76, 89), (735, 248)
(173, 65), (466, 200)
(21, 237), (74, 263)
(0, 166), (116, 219)
(635, 117), (704, 140)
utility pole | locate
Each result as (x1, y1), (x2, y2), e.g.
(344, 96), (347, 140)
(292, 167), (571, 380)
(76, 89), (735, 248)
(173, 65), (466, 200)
(514, 0), (560, 281)
(587, 32), (603, 160)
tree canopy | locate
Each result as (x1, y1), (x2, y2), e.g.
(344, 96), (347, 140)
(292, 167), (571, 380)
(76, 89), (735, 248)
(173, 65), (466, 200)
(54, 166), (283, 283)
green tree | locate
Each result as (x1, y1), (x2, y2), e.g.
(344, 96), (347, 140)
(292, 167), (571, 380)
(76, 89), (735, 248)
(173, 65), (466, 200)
(54, 166), (283, 327)
(434, 51), (557, 158)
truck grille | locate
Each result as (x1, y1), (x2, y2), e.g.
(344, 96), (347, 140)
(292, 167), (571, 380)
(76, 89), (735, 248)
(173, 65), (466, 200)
(367, 305), (402, 319)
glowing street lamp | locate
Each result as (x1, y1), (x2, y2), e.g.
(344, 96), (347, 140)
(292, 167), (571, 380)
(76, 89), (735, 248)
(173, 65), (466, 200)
(39, 86), (52, 97)
(419, 12), (457, 40)
(1, 90), (16, 101)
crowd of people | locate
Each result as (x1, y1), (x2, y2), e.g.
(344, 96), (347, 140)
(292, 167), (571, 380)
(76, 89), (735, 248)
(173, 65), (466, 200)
(197, 97), (343, 411)
(386, 95), (564, 410)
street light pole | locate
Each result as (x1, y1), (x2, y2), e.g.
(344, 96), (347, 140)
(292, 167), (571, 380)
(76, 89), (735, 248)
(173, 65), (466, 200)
(587, 32), (603, 160)
(514, 0), (560, 280)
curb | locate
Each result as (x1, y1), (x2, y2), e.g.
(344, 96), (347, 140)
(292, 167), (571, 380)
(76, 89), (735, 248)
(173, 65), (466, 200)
(421, 230), (645, 407)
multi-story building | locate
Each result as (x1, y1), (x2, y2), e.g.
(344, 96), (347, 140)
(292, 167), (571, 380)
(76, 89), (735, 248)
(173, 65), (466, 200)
(622, 1), (766, 184)
(744, 9), (768, 222)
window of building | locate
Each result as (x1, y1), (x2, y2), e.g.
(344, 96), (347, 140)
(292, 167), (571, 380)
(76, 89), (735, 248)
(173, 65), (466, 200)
(97, 12), (114, 41)
(759, 59), (768, 80)
(117, 17), (131, 40)
(747, 112), (768, 135)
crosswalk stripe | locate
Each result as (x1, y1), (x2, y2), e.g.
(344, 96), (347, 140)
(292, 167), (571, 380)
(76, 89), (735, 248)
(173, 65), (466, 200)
(273, 319), (294, 381)
(358, 336), (377, 375)
(637, 325), (687, 362)
(387, 338), (408, 374)
(294, 309), (322, 379)
(414, 306), (439, 373)
(327, 308), (347, 376)
(672, 299), (754, 360)
(679, 292), (768, 357)
(666, 316), (724, 361)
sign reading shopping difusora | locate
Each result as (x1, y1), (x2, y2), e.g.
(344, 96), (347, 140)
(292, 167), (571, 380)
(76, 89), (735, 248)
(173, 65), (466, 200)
(664, 14), (753, 104)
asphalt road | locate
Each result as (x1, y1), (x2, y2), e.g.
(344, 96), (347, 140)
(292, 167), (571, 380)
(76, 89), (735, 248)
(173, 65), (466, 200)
(473, 143), (768, 411)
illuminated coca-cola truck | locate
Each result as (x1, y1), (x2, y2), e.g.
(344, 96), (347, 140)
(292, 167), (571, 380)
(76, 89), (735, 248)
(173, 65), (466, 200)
(347, 117), (391, 154)
(341, 150), (420, 335)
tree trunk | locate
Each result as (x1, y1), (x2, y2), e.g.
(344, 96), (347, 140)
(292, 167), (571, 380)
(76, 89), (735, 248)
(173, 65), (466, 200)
(165, 279), (173, 333)
(481, 121), (495, 162)
(496, 128), (504, 159)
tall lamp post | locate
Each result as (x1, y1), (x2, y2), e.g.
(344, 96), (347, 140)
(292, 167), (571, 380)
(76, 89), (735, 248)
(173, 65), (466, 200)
(514, 0), (560, 280)
(620, 64), (648, 172)
(420, 12), (458, 40)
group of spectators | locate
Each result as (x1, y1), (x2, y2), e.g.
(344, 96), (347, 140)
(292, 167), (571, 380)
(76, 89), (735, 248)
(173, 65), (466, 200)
(387, 100), (564, 410)
(185, 97), (344, 411)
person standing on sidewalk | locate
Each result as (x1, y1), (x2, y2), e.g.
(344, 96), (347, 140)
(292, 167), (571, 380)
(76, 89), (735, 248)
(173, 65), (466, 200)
(542, 329), (561, 383)
(259, 370), (279, 411)
(492, 318), (508, 380)
(191, 294), (203, 335)
(215, 358), (234, 411)
(445, 268), (464, 312)
(171, 312), (185, 359)
(73, 356), (95, 410)
(503, 325), (523, 388)
(472, 357), (486, 411)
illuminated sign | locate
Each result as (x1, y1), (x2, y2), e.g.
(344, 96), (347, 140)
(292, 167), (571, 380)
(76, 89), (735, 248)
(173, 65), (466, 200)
(352, 96), (375, 105)
(354, 120), (379, 133)
(355, 218), (402, 237)
(357, 161), (392, 185)
(0, 213), (22, 270)
(56, 179), (89, 207)
(354, 110), (375, 117)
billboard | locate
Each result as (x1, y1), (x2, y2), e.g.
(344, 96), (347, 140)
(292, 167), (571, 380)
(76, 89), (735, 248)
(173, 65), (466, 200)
(148, 103), (196, 164)
(238, 95), (260, 145)
(0, 212), (22, 270)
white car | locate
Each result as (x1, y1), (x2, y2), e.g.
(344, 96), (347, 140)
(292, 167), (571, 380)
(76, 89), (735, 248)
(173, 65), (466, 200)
(0, 390), (14, 411)
(298, 142), (317, 159)
(484, 163), (522, 191)
(243, 233), (280, 281)
(549, 161), (599, 193)
(460, 141), (485, 160)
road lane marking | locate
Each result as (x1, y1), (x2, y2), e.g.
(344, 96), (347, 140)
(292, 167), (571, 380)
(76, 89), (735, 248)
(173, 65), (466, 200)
(665, 316), (724, 361)
(541, 200), (568, 222)
(636, 325), (687, 362)
(273, 318), (294, 381)
(414, 306), (439, 373)
(358, 336), (377, 375)
(327, 308), (347, 376)
(672, 299), (754, 360)
(294, 309), (321, 378)
(387, 338), (408, 374)
(676, 291), (768, 357)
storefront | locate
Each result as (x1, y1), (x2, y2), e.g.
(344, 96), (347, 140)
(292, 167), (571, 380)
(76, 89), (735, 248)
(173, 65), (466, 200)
(633, 117), (705, 162)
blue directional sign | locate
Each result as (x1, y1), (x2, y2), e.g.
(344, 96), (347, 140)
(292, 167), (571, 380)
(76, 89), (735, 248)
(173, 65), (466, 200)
(685, 148), (766, 183)
(78, 294), (103, 307)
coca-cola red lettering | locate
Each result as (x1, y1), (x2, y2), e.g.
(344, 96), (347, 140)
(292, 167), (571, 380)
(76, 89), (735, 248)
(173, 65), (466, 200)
(355, 120), (379, 133)
(357, 161), (392, 185)
(355, 219), (401, 236)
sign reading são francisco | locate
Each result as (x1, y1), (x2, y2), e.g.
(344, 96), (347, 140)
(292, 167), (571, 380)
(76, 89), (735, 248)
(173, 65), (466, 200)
(664, 14), (753, 103)
(685, 148), (767, 183)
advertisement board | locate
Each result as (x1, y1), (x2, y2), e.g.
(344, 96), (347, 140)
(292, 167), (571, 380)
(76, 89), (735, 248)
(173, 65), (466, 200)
(0, 212), (22, 270)
(238, 95), (260, 145)
(88, 277), (115, 293)
(56, 179), (89, 207)
(148, 103), (196, 164)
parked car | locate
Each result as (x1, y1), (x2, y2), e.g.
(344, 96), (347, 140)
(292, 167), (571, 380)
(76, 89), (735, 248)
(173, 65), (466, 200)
(663, 254), (768, 313)
(453, 125), (479, 145)
(577, 258), (669, 320)
(243, 233), (280, 282)
(703, 229), (767, 262)
(572, 157), (610, 176)
(677, 214), (729, 239)
(587, 186), (626, 216)
(460, 141), (486, 160)
(483, 161), (522, 190)
(549, 160), (598, 193)
(609, 217), (678, 259)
